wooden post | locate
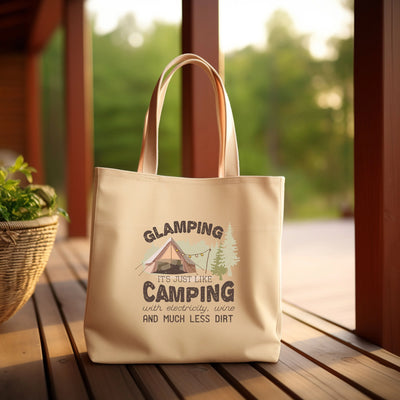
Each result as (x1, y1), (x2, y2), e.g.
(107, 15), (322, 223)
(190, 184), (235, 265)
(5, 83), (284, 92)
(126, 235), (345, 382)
(29, 0), (62, 53)
(25, 52), (44, 183)
(354, 0), (400, 356)
(64, 0), (93, 237)
(181, 0), (220, 177)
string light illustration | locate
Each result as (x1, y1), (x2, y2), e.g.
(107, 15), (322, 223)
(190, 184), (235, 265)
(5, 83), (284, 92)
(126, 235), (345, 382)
(176, 248), (212, 273)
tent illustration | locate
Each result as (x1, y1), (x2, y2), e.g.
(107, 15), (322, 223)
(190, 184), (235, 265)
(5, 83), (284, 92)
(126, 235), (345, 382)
(143, 238), (197, 274)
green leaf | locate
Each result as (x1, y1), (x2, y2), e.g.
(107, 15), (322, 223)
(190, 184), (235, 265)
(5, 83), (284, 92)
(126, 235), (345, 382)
(23, 171), (33, 183)
(57, 208), (70, 222)
(4, 179), (20, 190)
(12, 155), (24, 171)
(0, 170), (6, 184)
(0, 155), (69, 222)
(7, 155), (37, 182)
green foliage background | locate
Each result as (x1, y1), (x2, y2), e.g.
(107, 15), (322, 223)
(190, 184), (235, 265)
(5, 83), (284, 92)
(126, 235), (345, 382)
(41, 10), (353, 219)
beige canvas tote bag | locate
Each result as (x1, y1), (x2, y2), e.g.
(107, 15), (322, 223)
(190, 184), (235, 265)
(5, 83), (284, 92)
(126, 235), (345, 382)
(85, 53), (285, 363)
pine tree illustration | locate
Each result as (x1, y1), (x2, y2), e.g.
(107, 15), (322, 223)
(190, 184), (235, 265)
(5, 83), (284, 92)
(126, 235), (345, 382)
(211, 244), (227, 280)
(222, 224), (240, 274)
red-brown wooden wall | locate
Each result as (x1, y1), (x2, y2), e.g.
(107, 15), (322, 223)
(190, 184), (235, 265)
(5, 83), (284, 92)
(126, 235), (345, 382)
(0, 54), (26, 156)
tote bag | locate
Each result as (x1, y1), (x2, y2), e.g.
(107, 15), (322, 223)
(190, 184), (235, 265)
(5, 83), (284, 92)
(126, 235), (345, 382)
(84, 54), (285, 364)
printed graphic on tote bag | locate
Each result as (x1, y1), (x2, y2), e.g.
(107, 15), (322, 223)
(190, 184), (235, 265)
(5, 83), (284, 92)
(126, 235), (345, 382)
(134, 221), (240, 325)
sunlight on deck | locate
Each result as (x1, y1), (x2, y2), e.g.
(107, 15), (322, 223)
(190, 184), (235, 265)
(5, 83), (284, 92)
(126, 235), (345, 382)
(282, 219), (355, 330)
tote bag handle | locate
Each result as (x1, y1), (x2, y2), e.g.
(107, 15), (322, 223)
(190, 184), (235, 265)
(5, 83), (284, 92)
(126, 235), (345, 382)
(137, 53), (240, 177)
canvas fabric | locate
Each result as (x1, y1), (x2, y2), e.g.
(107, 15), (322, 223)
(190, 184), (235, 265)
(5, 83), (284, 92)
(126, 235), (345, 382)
(84, 54), (285, 364)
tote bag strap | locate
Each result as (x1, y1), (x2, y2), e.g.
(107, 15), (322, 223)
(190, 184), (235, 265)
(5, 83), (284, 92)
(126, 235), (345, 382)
(138, 53), (240, 177)
(153, 55), (239, 177)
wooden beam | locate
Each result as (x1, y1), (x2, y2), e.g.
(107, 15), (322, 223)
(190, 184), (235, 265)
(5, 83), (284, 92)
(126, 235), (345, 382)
(354, 0), (400, 356)
(0, 54), (26, 155)
(0, 1), (32, 15)
(25, 51), (44, 183)
(181, 0), (220, 177)
(65, 0), (93, 237)
(29, 0), (62, 53)
(0, 13), (31, 29)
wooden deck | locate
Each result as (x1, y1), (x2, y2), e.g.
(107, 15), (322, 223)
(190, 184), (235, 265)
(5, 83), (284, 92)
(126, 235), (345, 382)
(282, 219), (355, 329)
(1, 238), (400, 399)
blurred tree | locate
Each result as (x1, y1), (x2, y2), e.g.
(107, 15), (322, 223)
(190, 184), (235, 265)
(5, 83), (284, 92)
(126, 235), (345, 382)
(225, 10), (353, 218)
(92, 15), (181, 175)
(41, 28), (65, 194)
(41, 8), (354, 219)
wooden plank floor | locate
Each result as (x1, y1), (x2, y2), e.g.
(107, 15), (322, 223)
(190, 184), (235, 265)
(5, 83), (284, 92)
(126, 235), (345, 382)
(282, 219), (355, 329)
(1, 238), (400, 400)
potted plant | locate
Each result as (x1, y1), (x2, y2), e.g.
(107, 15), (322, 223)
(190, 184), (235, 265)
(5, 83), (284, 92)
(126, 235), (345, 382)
(0, 156), (69, 323)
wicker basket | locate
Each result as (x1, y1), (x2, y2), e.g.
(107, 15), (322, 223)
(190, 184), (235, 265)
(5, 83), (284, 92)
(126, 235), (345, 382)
(0, 215), (59, 323)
